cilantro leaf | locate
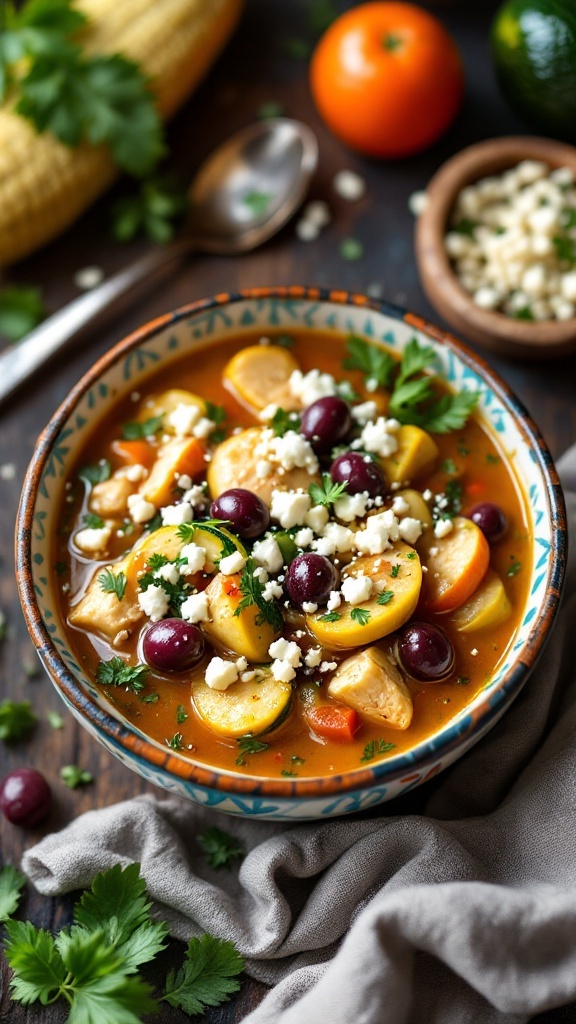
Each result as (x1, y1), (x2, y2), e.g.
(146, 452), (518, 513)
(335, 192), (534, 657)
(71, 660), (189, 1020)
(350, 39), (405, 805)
(111, 177), (187, 243)
(416, 391), (479, 434)
(60, 765), (93, 788)
(243, 190), (271, 216)
(235, 735), (269, 764)
(197, 827), (245, 870)
(0, 285), (45, 342)
(205, 400), (228, 443)
(98, 568), (127, 601)
(308, 473), (348, 509)
(271, 407), (301, 437)
(83, 512), (105, 529)
(388, 376), (433, 417)
(166, 732), (184, 750)
(234, 558), (283, 631)
(350, 607), (370, 625)
(396, 336), (437, 384)
(390, 564), (400, 579)
(121, 414), (163, 440)
(360, 738), (396, 763)
(343, 334), (396, 390)
(0, 700), (38, 741)
(0, 865), (26, 922)
(163, 934), (244, 1016)
(78, 458), (111, 485)
(5, 919), (68, 1005)
(376, 590), (394, 605)
(176, 704), (188, 724)
(96, 658), (147, 693)
(317, 611), (341, 622)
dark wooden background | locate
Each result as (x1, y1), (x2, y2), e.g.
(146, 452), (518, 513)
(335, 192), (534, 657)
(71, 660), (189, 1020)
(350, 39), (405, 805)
(1, 1), (575, 1020)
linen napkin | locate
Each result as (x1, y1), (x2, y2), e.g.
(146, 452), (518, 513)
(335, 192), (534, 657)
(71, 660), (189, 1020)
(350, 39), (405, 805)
(23, 447), (576, 1024)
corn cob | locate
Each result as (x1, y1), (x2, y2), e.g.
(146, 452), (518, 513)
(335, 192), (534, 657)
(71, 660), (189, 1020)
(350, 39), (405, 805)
(0, 0), (243, 268)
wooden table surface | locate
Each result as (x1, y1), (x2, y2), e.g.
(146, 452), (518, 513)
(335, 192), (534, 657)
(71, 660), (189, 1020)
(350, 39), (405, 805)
(1, 1), (576, 1020)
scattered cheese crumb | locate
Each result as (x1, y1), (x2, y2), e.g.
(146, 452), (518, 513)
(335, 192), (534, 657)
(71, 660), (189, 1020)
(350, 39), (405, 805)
(398, 517), (423, 545)
(333, 491), (370, 522)
(181, 592), (210, 624)
(219, 550), (246, 575)
(167, 403), (202, 436)
(138, 585), (170, 622)
(327, 591), (342, 612)
(74, 525), (112, 554)
(127, 494), (156, 524)
(289, 369), (338, 407)
(74, 265), (104, 290)
(262, 580), (283, 601)
(270, 489), (311, 528)
(302, 601), (318, 614)
(334, 169), (366, 201)
(160, 502), (193, 526)
(353, 417), (400, 457)
(252, 535), (284, 573)
(179, 543), (206, 574)
(0, 463), (16, 481)
(351, 401), (378, 424)
(341, 574), (373, 605)
(296, 218), (320, 242)
(205, 656), (239, 690)
(295, 527), (314, 548)
(305, 647), (323, 668)
(434, 518), (454, 539)
(305, 504), (330, 533)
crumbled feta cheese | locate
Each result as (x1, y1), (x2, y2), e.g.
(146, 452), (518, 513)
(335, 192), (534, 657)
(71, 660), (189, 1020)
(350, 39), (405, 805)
(181, 592), (210, 624)
(561, 272), (576, 303)
(205, 656), (239, 690)
(257, 429), (319, 475)
(327, 590), (342, 612)
(333, 169), (366, 201)
(296, 218), (320, 242)
(219, 550), (246, 576)
(138, 585), (170, 622)
(154, 562), (180, 585)
(289, 369), (338, 407)
(271, 659), (298, 682)
(354, 509), (400, 554)
(471, 648), (479, 657)
(123, 463), (148, 483)
(236, 656), (248, 672)
(256, 459), (274, 479)
(241, 670), (257, 682)
(182, 485), (207, 508)
(305, 504), (330, 533)
(302, 601), (318, 614)
(74, 265), (104, 290)
(127, 494), (156, 524)
(192, 417), (215, 439)
(269, 638), (302, 665)
(422, 489), (433, 502)
(270, 489), (311, 528)
(259, 403), (280, 422)
(303, 199), (331, 227)
(252, 566), (269, 583)
(320, 661), (337, 673)
(295, 527), (314, 548)
(252, 535), (284, 573)
(392, 495), (410, 516)
(0, 463), (16, 480)
(408, 190), (429, 216)
(179, 543), (206, 574)
(398, 516), (423, 545)
(305, 646), (323, 668)
(334, 491), (370, 522)
(177, 474), (192, 490)
(74, 525), (112, 554)
(354, 417), (400, 457)
(262, 580), (283, 601)
(322, 522), (355, 553)
(341, 574), (373, 605)
(160, 502), (193, 526)
(167, 402), (202, 436)
(351, 401), (378, 424)
(434, 518), (454, 539)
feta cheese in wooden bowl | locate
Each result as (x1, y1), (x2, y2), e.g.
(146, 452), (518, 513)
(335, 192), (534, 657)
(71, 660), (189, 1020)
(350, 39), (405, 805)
(415, 137), (576, 359)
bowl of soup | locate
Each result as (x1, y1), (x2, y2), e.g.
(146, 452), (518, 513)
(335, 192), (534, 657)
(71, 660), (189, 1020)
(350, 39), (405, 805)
(16, 287), (566, 820)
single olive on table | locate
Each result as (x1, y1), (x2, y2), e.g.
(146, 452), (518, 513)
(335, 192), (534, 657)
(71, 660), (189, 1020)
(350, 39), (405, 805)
(0, 768), (52, 827)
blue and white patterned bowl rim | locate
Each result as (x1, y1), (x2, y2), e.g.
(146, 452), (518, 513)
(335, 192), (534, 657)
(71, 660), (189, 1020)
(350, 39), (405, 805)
(18, 289), (567, 797)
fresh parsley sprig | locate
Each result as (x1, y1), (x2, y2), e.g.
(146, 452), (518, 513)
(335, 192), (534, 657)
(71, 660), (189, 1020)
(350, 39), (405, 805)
(0, 700), (38, 741)
(78, 458), (111, 485)
(234, 558), (283, 631)
(0, 865), (26, 922)
(98, 567), (127, 601)
(308, 473), (348, 509)
(271, 407), (301, 437)
(197, 827), (245, 871)
(96, 657), (148, 693)
(163, 934), (244, 1015)
(111, 176), (187, 243)
(121, 414), (163, 440)
(343, 333), (396, 390)
(60, 764), (93, 788)
(0, 285), (45, 342)
(360, 738), (396, 763)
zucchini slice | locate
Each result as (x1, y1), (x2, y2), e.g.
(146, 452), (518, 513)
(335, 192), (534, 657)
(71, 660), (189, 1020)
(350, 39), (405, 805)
(192, 670), (292, 738)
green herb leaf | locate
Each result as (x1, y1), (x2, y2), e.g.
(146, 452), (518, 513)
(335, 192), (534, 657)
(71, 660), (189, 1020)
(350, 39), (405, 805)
(376, 589), (394, 605)
(340, 237), (364, 261)
(47, 710), (64, 729)
(163, 934), (244, 1015)
(111, 177), (187, 243)
(441, 458), (457, 475)
(396, 337), (437, 385)
(176, 705), (188, 724)
(176, 519), (231, 544)
(486, 452), (500, 464)
(235, 735), (269, 765)
(0, 865), (26, 922)
(452, 217), (478, 238)
(317, 611), (341, 622)
(350, 607), (370, 625)
(166, 732), (184, 750)
(271, 333), (295, 348)
(281, 769), (298, 777)
(96, 658), (147, 693)
(360, 738), (396, 763)
(98, 568), (127, 601)
(456, 675), (470, 686)
(271, 407), (301, 437)
(78, 458), (111, 485)
(416, 391), (479, 434)
(121, 414), (163, 440)
(205, 400), (228, 443)
(197, 827), (245, 870)
(0, 700), (38, 741)
(308, 473), (348, 509)
(83, 512), (105, 529)
(291, 754), (306, 765)
(60, 764), (93, 788)
(390, 564), (400, 579)
(343, 334), (396, 390)
(0, 285), (45, 342)
(5, 919), (68, 1005)
(243, 190), (271, 216)
(234, 558), (283, 631)
(507, 559), (522, 577)
(140, 692), (160, 704)
(512, 306), (535, 321)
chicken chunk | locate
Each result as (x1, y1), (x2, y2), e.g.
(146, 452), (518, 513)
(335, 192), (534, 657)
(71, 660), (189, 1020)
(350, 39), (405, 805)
(90, 476), (136, 517)
(328, 646), (413, 730)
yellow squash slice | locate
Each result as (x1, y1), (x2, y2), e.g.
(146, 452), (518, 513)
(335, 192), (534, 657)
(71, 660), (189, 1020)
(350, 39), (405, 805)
(202, 572), (281, 662)
(223, 345), (301, 412)
(379, 425), (439, 484)
(207, 426), (320, 503)
(451, 570), (512, 632)
(192, 669), (292, 738)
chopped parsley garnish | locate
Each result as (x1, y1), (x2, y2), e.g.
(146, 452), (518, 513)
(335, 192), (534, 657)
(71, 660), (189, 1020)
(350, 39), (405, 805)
(234, 558), (283, 631)
(205, 401), (228, 444)
(0, 700), (38, 741)
(197, 827), (245, 871)
(235, 735), (269, 765)
(350, 607), (371, 625)
(176, 705), (188, 724)
(317, 611), (341, 622)
(308, 473), (348, 509)
(281, 769), (298, 777)
(486, 453), (500, 464)
(343, 333), (396, 390)
(271, 407), (301, 437)
(176, 520), (231, 544)
(291, 754), (306, 765)
(376, 590), (394, 605)
(435, 479), (463, 521)
(507, 559), (522, 577)
(0, 285), (45, 343)
(0, 865), (26, 922)
(111, 176), (187, 243)
(83, 512), (105, 529)
(360, 738), (396, 763)
(166, 732), (184, 751)
(78, 458), (111, 485)
(456, 676), (471, 686)
(243, 190), (271, 216)
(140, 692), (160, 704)
(441, 459), (457, 475)
(47, 711), (64, 730)
(390, 564), (400, 579)
(121, 414), (163, 440)
(406, 551), (417, 560)
(138, 554), (189, 616)
(4, 862), (244, 1020)
(96, 658), (148, 693)
(513, 307), (535, 321)
(452, 217), (478, 237)
(272, 333), (295, 348)
(60, 764), (93, 788)
(340, 237), (364, 261)
(458, 439), (470, 457)
(98, 568), (127, 601)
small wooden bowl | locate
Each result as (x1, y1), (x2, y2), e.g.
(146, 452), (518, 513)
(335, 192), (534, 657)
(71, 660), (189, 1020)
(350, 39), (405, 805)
(416, 136), (576, 360)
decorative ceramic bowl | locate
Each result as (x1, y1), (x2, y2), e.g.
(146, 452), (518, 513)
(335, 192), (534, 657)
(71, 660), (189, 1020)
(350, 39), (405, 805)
(416, 136), (576, 360)
(17, 288), (566, 820)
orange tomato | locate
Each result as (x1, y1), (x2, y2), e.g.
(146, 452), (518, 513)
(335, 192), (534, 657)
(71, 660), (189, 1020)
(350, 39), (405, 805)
(310, 2), (464, 159)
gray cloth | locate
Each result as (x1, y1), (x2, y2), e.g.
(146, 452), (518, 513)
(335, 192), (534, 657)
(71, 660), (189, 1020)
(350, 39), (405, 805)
(23, 448), (576, 1024)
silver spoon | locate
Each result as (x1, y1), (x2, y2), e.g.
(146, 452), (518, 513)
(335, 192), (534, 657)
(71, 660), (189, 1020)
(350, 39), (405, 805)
(0, 118), (318, 407)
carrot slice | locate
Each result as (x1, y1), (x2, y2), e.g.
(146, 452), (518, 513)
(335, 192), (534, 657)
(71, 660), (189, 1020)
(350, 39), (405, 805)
(420, 516), (490, 613)
(306, 704), (359, 743)
(111, 439), (155, 468)
(140, 437), (206, 507)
